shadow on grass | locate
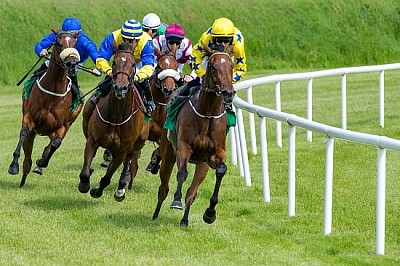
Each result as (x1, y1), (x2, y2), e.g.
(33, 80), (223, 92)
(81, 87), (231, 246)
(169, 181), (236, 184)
(23, 195), (101, 211)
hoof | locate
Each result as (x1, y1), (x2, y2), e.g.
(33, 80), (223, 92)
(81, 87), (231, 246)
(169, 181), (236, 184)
(32, 166), (43, 175)
(90, 187), (103, 198)
(203, 209), (216, 224)
(150, 164), (160, 175)
(170, 200), (182, 210)
(8, 165), (19, 175)
(100, 160), (110, 168)
(114, 189), (125, 202)
(78, 181), (90, 193)
(180, 219), (189, 227)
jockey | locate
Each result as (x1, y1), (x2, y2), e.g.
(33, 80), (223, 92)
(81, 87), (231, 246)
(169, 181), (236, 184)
(153, 23), (193, 83)
(93, 19), (156, 117)
(177, 17), (247, 103)
(30, 17), (100, 99)
(142, 13), (168, 39)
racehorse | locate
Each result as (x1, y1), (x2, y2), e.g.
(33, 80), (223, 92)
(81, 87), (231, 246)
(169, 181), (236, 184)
(8, 28), (82, 187)
(127, 46), (180, 189)
(152, 46), (235, 226)
(78, 42), (146, 201)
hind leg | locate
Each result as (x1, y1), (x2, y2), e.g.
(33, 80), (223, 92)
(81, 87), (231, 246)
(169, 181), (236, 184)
(128, 151), (140, 190)
(152, 130), (175, 220)
(146, 147), (161, 174)
(171, 145), (192, 210)
(115, 153), (134, 201)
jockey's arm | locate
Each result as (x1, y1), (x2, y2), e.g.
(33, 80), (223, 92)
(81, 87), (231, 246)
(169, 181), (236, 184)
(135, 40), (155, 81)
(96, 34), (116, 76)
(34, 33), (56, 57)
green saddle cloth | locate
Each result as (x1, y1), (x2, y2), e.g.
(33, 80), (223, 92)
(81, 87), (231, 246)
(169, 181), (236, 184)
(164, 97), (236, 135)
(23, 76), (83, 112)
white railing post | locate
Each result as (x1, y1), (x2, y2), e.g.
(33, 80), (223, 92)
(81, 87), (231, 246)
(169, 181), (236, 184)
(379, 71), (385, 128)
(259, 116), (270, 202)
(307, 79), (313, 142)
(247, 87), (257, 155)
(236, 108), (252, 186)
(324, 137), (334, 235)
(275, 82), (282, 148)
(288, 125), (296, 217)
(376, 147), (386, 255)
(341, 74), (347, 130)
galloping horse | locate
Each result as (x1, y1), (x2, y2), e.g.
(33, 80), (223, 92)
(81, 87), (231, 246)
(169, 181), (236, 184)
(127, 47), (180, 190)
(78, 42), (146, 201)
(9, 28), (82, 187)
(152, 47), (235, 226)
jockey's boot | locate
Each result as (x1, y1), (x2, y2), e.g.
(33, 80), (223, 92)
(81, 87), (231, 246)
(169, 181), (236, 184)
(90, 76), (112, 104)
(32, 62), (48, 78)
(100, 149), (112, 168)
(174, 77), (201, 106)
(69, 74), (80, 101)
(137, 79), (156, 117)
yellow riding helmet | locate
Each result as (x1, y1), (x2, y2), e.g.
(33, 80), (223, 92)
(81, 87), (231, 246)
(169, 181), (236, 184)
(211, 18), (235, 37)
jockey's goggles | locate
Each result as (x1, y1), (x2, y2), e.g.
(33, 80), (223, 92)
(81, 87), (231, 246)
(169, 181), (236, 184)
(213, 36), (233, 44)
(143, 27), (158, 33)
(167, 38), (182, 46)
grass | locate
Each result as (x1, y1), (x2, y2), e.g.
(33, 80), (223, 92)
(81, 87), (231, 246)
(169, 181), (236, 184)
(1, 70), (400, 265)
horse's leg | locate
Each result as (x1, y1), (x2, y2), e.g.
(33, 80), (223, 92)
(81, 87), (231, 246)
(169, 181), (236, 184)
(180, 162), (209, 227)
(114, 153), (134, 201)
(8, 126), (30, 175)
(90, 152), (126, 198)
(152, 132), (175, 220)
(32, 142), (50, 175)
(128, 151), (140, 190)
(170, 147), (191, 210)
(203, 160), (227, 225)
(19, 131), (37, 187)
(146, 147), (161, 174)
(78, 137), (97, 193)
(36, 127), (67, 170)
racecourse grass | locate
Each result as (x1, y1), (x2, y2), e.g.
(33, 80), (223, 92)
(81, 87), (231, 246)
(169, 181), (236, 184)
(1, 71), (400, 265)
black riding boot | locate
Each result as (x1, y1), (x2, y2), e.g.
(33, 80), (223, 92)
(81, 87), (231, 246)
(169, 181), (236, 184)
(68, 74), (80, 100)
(136, 79), (156, 116)
(177, 76), (201, 97)
(33, 62), (48, 77)
(90, 76), (112, 104)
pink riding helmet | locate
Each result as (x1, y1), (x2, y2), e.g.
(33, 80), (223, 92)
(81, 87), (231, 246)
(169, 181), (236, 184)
(165, 23), (185, 39)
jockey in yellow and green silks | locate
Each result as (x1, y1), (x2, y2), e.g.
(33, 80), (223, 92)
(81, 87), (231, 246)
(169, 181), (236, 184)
(190, 17), (247, 83)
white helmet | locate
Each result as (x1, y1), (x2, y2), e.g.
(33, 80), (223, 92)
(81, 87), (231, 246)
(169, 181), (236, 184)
(142, 13), (161, 29)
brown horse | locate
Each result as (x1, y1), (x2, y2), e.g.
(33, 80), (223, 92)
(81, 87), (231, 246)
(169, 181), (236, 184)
(78, 42), (146, 201)
(127, 47), (180, 189)
(9, 28), (82, 187)
(152, 48), (235, 226)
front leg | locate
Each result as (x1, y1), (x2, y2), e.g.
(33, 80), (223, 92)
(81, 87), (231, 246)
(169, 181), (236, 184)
(78, 137), (98, 193)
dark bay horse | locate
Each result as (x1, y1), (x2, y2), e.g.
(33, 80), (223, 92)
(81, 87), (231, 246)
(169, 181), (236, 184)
(127, 47), (180, 189)
(78, 42), (146, 201)
(9, 28), (82, 187)
(152, 48), (236, 226)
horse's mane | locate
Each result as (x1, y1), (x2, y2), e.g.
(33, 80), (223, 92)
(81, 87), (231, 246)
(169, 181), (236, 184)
(117, 42), (132, 52)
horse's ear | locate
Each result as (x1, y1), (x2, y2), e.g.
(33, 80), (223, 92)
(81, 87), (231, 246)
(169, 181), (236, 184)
(154, 47), (162, 57)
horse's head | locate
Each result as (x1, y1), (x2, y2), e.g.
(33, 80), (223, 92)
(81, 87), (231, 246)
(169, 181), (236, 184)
(154, 47), (179, 98)
(203, 47), (236, 104)
(51, 28), (80, 76)
(111, 42), (136, 99)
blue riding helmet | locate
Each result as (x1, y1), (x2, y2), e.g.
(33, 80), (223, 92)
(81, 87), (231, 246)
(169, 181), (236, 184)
(62, 17), (82, 31)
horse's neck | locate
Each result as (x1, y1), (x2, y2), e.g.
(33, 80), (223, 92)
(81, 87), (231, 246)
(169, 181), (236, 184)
(151, 81), (166, 103)
(42, 60), (68, 90)
(107, 90), (135, 121)
(196, 86), (224, 115)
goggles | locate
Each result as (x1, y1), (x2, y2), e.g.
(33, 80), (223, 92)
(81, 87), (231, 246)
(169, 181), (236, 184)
(167, 38), (182, 46)
(213, 36), (233, 44)
(143, 27), (158, 34)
